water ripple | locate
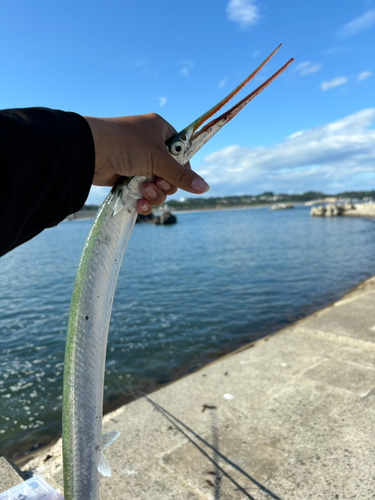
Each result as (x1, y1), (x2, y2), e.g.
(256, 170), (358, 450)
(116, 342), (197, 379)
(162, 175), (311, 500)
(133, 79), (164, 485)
(0, 207), (374, 458)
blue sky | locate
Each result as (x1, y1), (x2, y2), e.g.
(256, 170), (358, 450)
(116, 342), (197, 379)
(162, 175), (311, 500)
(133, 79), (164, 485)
(1, 0), (374, 202)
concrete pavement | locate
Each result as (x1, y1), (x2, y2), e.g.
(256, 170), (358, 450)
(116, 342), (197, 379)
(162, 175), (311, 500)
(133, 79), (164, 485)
(0, 457), (25, 493)
(10, 276), (375, 498)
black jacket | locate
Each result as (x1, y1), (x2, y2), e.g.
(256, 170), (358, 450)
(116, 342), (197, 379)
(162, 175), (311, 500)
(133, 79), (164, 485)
(0, 107), (95, 256)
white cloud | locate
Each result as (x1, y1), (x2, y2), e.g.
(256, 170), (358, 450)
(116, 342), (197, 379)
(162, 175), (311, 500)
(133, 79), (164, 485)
(158, 97), (167, 107)
(295, 62), (322, 76)
(218, 78), (228, 89)
(226, 0), (260, 28)
(338, 8), (375, 37)
(357, 71), (372, 82)
(324, 46), (353, 56)
(194, 109), (375, 195)
(320, 76), (348, 91)
(179, 61), (194, 77)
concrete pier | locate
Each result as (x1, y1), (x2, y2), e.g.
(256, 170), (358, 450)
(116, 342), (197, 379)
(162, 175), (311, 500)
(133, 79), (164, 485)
(6, 276), (375, 499)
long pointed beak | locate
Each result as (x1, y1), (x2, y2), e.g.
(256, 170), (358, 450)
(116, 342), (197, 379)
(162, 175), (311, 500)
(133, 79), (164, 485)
(194, 55), (293, 141)
(167, 45), (293, 163)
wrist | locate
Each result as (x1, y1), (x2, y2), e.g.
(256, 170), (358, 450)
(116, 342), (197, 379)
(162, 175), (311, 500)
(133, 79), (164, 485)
(84, 116), (116, 186)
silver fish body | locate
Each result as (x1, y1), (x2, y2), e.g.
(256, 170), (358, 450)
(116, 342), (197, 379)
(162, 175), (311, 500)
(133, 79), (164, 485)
(62, 175), (151, 500)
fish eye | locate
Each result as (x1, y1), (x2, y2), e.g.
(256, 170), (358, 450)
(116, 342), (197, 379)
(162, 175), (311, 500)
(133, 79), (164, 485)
(170, 140), (185, 156)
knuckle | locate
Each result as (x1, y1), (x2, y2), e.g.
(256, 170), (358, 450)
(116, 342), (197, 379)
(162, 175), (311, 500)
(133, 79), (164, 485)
(148, 112), (162, 123)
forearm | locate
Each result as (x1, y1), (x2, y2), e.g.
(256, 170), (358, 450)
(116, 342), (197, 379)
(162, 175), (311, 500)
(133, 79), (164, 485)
(0, 107), (95, 256)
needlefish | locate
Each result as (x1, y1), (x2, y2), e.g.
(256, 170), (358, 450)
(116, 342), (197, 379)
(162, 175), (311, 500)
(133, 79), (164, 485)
(62, 44), (293, 500)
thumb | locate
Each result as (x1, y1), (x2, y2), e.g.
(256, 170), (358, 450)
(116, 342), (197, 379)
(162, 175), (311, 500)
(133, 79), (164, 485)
(155, 153), (210, 194)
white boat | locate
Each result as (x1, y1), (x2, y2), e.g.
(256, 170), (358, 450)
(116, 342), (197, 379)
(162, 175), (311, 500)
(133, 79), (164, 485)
(271, 203), (294, 210)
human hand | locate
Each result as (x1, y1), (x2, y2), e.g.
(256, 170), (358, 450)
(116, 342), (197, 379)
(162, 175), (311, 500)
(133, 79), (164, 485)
(84, 113), (210, 215)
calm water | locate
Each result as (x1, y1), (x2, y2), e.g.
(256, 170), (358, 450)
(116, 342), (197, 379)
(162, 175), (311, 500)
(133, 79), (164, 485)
(1, 206), (375, 459)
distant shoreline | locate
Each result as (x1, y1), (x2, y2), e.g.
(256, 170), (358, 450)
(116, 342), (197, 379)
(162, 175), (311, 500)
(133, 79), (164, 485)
(66, 203), (287, 221)
(67, 202), (375, 220)
(163, 203), (274, 215)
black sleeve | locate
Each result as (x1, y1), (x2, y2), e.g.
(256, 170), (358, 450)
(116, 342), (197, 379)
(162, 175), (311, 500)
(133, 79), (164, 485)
(0, 107), (95, 257)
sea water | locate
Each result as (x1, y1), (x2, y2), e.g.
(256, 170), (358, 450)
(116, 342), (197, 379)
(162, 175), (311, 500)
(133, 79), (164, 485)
(0, 206), (374, 459)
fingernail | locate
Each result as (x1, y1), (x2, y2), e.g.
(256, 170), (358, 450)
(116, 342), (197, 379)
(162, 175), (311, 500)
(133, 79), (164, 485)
(144, 185), (158, 199)
(191, 177), (210, 193)
(158, 180), (171, 191)
(140, 204), (148, 211)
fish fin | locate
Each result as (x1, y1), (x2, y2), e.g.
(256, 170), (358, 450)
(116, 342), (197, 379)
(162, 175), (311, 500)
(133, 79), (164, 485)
(98, 451), (111, 477)
(101, 430), (121, 451)
(97, 432), (120, 477)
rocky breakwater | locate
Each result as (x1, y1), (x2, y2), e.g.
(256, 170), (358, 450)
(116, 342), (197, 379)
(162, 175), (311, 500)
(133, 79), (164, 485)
(310, 201), (375, 218)
(136, 211), (177, 225)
